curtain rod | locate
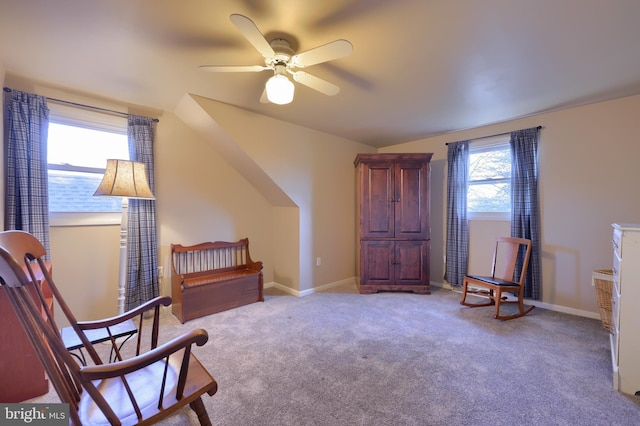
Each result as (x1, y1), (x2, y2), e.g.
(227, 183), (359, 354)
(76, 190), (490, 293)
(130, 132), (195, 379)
(444, 125), (542, 145)
(3, 87), (159, 122)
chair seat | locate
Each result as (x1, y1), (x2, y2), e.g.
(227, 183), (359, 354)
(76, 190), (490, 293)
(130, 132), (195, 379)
(61, 319), (138, 351)
(465, 275), (519, 287)
(79, 349), (216, 425)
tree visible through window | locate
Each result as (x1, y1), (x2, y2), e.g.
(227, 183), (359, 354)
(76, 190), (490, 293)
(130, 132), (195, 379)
(468, 141), (511, 214)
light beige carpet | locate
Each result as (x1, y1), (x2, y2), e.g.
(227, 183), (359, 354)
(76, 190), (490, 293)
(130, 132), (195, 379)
(31, 283), (640, 425)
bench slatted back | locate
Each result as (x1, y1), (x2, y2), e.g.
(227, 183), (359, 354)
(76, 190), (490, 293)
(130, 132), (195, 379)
(172, 239), (250, 275)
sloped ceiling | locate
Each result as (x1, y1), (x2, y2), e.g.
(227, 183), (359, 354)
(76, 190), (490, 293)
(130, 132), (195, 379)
(1, 0), (640, 147)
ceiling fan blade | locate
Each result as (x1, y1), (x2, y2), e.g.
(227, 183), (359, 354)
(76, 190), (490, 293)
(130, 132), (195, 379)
(230, 14), (275, 59)
(292, 71), (340, 96)
(199, 65), (270, 73)
(291, 39), (353, 68)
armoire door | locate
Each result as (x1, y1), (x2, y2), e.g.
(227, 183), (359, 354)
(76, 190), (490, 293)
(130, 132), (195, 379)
(395, 240), (429, 285)
(360, 161), (395, 239)
(361, 240), (394, 285)
(394, 161), (430, 240)
(360, 160), (430, 240)
(361, 240), (429, 287)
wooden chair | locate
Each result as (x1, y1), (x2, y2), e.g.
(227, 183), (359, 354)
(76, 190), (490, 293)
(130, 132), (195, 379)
(0, 230), (217, 425)
(460, 236), (535, 320)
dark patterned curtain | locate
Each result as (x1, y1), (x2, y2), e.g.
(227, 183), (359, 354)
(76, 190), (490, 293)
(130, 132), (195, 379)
(444, 141), (469, 287)
(510, 127), (541, 299)
(125, 114), (159, 310)
(4, 90), (51, 258)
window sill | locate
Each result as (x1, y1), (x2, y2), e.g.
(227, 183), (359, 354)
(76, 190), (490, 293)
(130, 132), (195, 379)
(468, 212), (510, 221)
(50, 212), (122, 227)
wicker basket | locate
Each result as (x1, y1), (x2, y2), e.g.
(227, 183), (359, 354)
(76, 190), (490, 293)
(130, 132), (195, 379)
(593, 269), (613, 332)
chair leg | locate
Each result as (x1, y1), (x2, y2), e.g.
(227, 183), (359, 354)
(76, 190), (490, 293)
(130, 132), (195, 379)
(460, 279), (469, 305)
(493, 289), (536, 320)
(493, 288), (502, 319)
(190, 397), (211, 426)
(460, 279), (495, 308)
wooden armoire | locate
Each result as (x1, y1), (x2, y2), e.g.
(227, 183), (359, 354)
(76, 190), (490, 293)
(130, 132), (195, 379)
(355, 153), (432, 294)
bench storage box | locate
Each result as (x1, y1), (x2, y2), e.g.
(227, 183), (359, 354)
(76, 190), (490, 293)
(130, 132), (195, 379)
(171, 238), (263, 323)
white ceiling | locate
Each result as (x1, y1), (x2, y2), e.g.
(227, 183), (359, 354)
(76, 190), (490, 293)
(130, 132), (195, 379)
(1, 0), (640, 147)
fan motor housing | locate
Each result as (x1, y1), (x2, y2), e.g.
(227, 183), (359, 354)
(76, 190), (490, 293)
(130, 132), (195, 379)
(269, 38), (294, 63)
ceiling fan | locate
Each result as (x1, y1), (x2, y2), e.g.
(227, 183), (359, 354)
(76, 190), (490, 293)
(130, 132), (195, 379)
(200, 14), (353, 105)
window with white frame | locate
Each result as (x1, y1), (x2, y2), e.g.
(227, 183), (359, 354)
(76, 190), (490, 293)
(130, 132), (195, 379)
(467, 136), (511, 219)
(47, 103), (129, 225)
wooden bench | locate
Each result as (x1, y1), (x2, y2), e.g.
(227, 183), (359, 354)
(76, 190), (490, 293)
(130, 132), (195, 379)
(170, 238), (264, 323)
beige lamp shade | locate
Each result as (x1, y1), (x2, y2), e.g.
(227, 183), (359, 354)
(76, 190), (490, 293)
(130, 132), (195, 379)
(93, 159), (155, 199)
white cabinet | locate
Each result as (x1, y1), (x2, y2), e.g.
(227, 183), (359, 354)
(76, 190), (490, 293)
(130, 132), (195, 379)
(611, 223), (640, 395)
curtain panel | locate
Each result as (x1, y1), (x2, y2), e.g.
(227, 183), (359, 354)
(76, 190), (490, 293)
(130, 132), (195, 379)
(510, 127), (542, 299)
(4, 90), (51, 258)
(444, 141), (469, 287)
(126, 114), (159, 310)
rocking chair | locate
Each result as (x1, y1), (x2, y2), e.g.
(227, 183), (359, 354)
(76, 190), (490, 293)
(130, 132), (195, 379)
(0, 230), (217, 425)
(460, 236), (535, 320)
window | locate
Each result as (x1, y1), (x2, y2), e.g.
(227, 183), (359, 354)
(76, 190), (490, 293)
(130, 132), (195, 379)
(47, 104), (128, 226)
(468, 137), (511, 219)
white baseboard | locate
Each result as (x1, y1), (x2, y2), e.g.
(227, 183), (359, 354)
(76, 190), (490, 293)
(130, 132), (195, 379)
(430, 281), (600, 320)
(266, 278), (356, 297)
(263, 281), (276, 289)
(264, 281), (298, 296)
(302, 278), (357, 296)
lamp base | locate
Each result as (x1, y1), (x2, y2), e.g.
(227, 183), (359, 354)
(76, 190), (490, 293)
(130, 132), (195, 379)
(118, 198), (128, 315)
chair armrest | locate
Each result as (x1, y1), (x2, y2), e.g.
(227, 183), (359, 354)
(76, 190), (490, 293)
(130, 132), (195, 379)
(79, 328), (209, 380)
(76, 296), (172, 330)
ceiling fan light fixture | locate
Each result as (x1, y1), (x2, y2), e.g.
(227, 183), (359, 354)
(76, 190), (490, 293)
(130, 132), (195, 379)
(266, 73), (295, 105)
(202, 14), (353, 104)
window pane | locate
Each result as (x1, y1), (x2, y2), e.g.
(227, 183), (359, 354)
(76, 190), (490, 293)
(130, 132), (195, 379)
(467, 142), (511, 215)
(469, 148), (511, 180)
(468, 182), (510, 212)
(48, 170), (122, 212)
(48, 122), (128, 168)
(47, 121), (128, 215)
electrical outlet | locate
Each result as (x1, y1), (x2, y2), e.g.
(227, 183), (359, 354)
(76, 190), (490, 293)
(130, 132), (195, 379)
(158, 266), (164, 277)
(316, 257), (321, 266)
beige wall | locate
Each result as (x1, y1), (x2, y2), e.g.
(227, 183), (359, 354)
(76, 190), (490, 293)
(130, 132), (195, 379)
(383, 94), (640, 315)
(49, 225), (121, 321)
